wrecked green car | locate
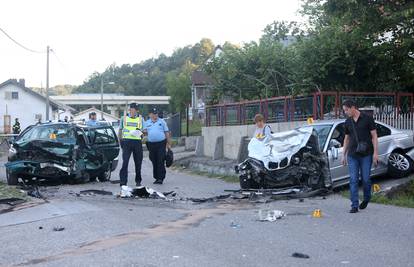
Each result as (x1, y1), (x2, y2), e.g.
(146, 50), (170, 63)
(5, 122), (120, 185)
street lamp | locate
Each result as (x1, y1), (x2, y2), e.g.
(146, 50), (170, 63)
(100, 77), (115, 120)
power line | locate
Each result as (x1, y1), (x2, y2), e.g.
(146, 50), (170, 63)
(50, 49), (66, 70)
(0, 26), (45, 54)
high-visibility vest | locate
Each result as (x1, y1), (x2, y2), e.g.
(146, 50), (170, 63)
(122, 115), (143, 140)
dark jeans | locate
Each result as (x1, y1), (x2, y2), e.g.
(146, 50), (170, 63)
(147, 140), (167, 181)
(119, 139), (143, 186)
(347, 154), (373, 208)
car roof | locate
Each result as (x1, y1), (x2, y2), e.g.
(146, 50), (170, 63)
(302, 119), (345, 127)
(33, 122), (111, 129)
(304, 118), (403, 133)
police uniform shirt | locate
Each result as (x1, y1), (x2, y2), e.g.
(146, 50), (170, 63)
(144, 118), (169, 142)
(86, 119), (99, 127)
(119, 114), (140, 129)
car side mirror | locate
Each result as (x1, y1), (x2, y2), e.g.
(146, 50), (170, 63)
(329, 139), (341, 149)
(331, 146), (339, 160)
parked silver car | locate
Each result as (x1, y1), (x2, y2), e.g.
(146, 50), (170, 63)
(236, 120), (414, 189)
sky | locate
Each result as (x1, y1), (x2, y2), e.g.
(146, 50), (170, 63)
(0, 0), (302, 88)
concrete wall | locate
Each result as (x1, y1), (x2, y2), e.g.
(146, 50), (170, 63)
(202, 121), (307, 160)
(0, 84), (53, 133)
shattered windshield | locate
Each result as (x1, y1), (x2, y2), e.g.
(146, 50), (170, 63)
(17, 125), (75, 144)
(300, 125), (332, 151)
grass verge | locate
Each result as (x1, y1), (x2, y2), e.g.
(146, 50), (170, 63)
(0, 181), (27, 200)
(341, 178), (414, 208)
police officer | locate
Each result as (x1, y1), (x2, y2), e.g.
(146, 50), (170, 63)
(119, 103), (144, 187)
(144, 108), (171, 184)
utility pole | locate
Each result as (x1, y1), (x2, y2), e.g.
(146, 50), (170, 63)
(100, 76), (104, 120)
(46, 45), (50, 121)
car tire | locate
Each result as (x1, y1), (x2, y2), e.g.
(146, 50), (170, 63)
(76, 171), (90, 184)
(98, 166), (111, 182)
(6, 169), (18, 185)
(388, 152), (413, 178)
(239, 175), (260, 189)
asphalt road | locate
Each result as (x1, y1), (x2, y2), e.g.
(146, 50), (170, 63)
(0, 152), (413, 267)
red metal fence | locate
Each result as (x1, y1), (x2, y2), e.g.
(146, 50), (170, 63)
(205, 91), (414, 127)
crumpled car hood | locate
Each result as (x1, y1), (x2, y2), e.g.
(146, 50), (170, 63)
(14, 139), (75, 160)
(248, 126), (313, 170)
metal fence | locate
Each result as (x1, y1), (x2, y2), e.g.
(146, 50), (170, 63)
(206, 91), (414, 129)
(374, 112), (414, 131)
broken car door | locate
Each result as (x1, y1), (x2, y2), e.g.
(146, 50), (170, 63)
(327, 123), (349, 185)
(89, 126), (120, 172)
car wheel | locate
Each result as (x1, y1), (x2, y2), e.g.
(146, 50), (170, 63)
(6, 169), (18, 185)
(76, 171), (90, 184)
(307, 174), (325, 190)
(388, 152), (413, 178)
(98, 166), (111, 182)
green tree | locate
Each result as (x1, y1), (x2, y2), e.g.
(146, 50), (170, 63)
(166, 61), (196, 112)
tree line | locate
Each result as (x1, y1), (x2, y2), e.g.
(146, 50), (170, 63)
(75, 0), (414, 111)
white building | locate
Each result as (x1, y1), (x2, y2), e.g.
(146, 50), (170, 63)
(73, 107), (120, 127)
(0, 79), (72, 133)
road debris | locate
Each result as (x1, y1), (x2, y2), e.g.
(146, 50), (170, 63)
(79, 190), (113, 196)
(225, 188), (331, 200)
(119, 186), (168, 199)
(187, 194), (231, 203)
(230, 221), (241, 229)
(120, 186), (133, 198)
(53, 226), (65, 232)
(258, 209), (286, 222)
(25, 186), (45, 199)
(292, 252), (310, 259)
(163, 191), (177, 197)
(0, 197), (25, 206)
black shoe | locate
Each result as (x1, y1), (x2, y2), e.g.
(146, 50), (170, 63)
(153, 179), (163, 185)
(359, 201), (369, 210)
(136, 183), (141, 187)
(349, 207), (358, 213)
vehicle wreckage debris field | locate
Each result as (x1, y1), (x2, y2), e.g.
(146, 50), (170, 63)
(0, 154), (414, 267)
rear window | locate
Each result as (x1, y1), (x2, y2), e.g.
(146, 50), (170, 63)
(376, 123), (391, 138)
(17, 125), (75, 144)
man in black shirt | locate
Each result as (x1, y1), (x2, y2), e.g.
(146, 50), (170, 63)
(342, 99), (378, 213)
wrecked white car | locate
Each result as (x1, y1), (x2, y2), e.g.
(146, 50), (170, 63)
(236, 120), (414, 189)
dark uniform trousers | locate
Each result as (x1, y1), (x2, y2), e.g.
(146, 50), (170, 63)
(119, 139), (143, 186)
(147, 139), (167, 181)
